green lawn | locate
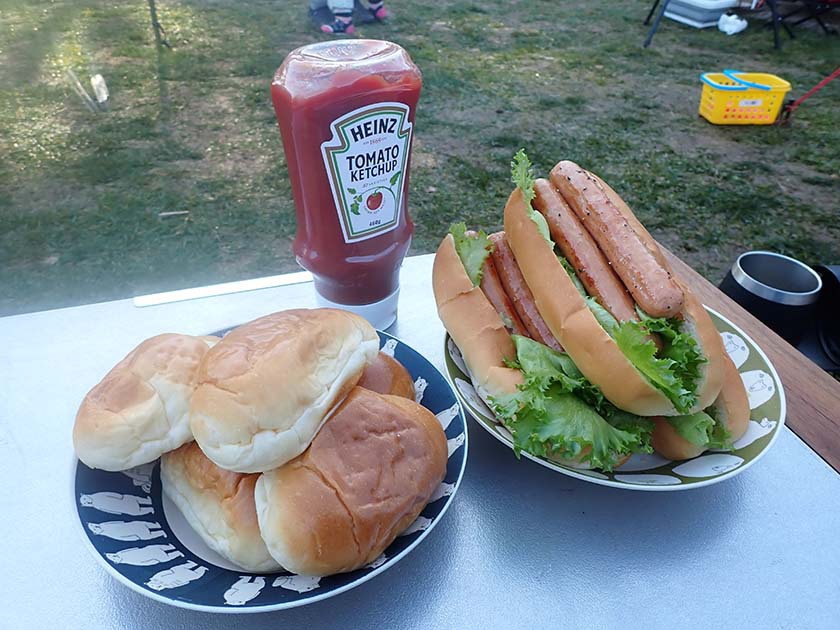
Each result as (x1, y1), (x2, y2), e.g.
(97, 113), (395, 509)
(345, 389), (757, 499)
(1, 0), (838, 315)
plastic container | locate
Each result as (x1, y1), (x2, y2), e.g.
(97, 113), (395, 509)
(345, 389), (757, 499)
(699, 69), (791, 125)
(271, 40), (422, 329)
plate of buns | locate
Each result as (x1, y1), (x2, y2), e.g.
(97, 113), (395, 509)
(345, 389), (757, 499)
(433, 152), (784, 489)
(73, 309), (467, 611)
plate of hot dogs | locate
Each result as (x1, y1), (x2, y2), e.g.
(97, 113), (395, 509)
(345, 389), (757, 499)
(433, 151), (784, 490)
(72, 310), (467, 611)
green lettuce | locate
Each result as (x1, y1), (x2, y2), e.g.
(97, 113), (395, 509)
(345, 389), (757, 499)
(637, 307), (706, 399)
(449, 222), (492, 287)
(491, 336), (653, 471)
(666, 410), (732, 450)
(576, 291), (703, 414)
(612, 320), (696, 414)
(510, 150), (553, 247)
(558, 245), (706, 414)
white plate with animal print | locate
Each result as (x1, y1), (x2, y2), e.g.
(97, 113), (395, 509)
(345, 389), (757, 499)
(74, 330), (467, 612)
(444, 307), (784, 491)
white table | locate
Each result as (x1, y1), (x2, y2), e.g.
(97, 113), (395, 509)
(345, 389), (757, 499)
(2, 254), (839, 629)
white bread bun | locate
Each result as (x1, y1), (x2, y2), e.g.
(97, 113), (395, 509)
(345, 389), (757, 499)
(255, 387), (447, 576)
(651, 356), (750, 460)
(505, 187), (723, 416)
(432, 233), (523, 403)
(160, 441), (281, 572)
(190, 309), (378, 473)
(358, 351), (416, 399)
(73, 334), (216, 471)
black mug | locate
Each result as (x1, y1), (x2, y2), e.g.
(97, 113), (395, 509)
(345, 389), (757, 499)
(719, 251), (822, 346)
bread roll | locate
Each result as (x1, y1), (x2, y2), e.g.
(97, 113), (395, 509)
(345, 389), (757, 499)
(160, 442), (281, 572)
(255, 387), (447, 576)
(73, 334), (216, 471)
(432, 233), (523, 404)
(358, 351), (415, 399)
(190, 309), (379, 473)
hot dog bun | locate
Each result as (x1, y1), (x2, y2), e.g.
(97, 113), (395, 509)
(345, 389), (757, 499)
(160, 441), (281, 572)
(255, 387), (447, 576)
(651, 356), (749, 460)
(432, 233), (523, 403)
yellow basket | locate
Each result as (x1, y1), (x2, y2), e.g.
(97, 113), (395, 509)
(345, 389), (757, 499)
(699, 70), (791, 125)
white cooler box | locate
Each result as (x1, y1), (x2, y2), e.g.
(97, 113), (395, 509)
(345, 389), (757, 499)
(664, 0), (740, 28)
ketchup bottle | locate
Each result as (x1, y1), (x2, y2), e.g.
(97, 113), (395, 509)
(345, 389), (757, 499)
(272, 40), (422, 329)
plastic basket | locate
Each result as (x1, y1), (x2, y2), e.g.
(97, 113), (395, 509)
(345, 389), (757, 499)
(699, 69), (792, 125)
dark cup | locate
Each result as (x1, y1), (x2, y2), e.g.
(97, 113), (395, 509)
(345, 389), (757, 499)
(719, 251), (822, 346)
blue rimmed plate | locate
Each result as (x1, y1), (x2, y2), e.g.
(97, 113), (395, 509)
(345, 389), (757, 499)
(74, 330), (467, 612)
(444, 307), (784, 491)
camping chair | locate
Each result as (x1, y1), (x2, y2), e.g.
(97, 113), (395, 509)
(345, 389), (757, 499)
(778, 0), (840, 35)
(761, 0), (839, 48)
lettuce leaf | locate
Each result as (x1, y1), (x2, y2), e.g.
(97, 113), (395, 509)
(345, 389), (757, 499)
(510, 150), (553, 247)
(666, 410), (733, 450)
(612, 320), (696, 414)
(491, 336), (653, 471)
(636, 307), (706, 399)
(449, 222), (492, 287)
(562, 245), (705, 414)
(666, 411), (715, 446)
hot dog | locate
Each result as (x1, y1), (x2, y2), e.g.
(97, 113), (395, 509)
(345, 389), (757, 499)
(488, 232), (563, 352)
(497, 153), (725, 417)
(550, 161), (685, 318)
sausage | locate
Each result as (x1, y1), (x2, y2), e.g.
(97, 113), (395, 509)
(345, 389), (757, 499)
(532, 178), (637, 323)
(590, 172), (674, 275)
(479, 254), (529, 337)
(550, 161), (684, 318)
(488, 232), (564, 352)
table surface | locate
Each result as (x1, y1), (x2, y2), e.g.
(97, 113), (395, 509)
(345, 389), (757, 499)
(2, 253), (840, 630)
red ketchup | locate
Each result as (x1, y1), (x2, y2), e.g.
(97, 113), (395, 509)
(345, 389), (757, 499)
(272, 40), (422, 328)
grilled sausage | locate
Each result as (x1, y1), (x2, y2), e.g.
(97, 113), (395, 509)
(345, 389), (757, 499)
(489, 231), (564, 351)
(533, 178), (637, 323)
(550, 161), (684, 317)
(479, 254), (529, 337)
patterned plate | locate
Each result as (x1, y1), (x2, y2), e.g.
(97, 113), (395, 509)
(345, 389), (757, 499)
(444, 307), (784, 491)
(74, 330), (467, 612)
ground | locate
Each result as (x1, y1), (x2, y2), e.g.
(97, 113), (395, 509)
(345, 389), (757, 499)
(1, 0), (838, 315)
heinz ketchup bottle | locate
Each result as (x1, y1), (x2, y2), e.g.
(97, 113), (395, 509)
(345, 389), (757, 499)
(272, 40), (421, 329)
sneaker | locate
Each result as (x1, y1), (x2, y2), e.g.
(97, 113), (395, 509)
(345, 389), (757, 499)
(320, 18), (355, 34)
(368, 3), (388, 21)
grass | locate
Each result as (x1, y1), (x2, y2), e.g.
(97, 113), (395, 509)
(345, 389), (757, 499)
(1, 0), (839, 315)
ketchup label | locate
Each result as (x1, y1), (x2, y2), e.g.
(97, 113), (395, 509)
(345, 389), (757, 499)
(321, 102), (412, 243)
